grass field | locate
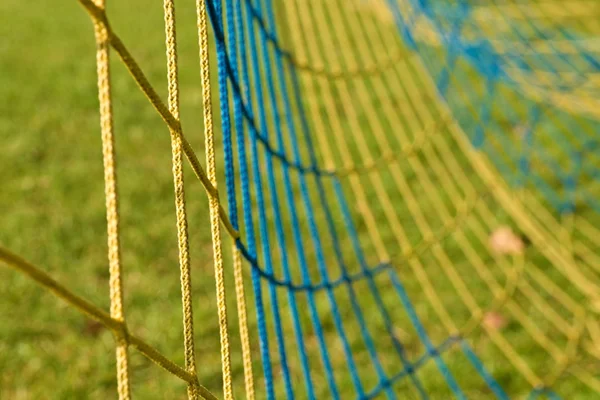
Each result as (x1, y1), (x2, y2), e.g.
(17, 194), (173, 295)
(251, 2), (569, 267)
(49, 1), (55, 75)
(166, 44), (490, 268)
(1, 1), (229, 397)
(1, 0), (598, 399)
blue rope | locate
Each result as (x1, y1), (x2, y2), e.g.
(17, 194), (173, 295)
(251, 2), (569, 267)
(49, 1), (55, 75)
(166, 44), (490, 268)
(239, 0), (308, 397)
(239, 0), (498, 396)
(516, 106), (541, 188)
(305, 4), (438, 379)
(214, 0), (275, 397)
(334, 181), (428, 400)
(237, 243), (393, 292)
(528, 386), (562, 400)
(211, 0), (236, 226)
(251, 0), (366, 396)
(230, 2), (316, 393)
(364, 336), (461, 399)
(388, 269), (467, 399)
(435, 4), (470, 96)
(410, 0), (598, 85)
(473, 78), (495, 148)
(328, 5), (462, 394)
(264, 0), (444, 396)
(388, 0), (600, 214)
(273, 1), (417, 396)
(460, 341), (509, 399)
(208, 1), (598, 398)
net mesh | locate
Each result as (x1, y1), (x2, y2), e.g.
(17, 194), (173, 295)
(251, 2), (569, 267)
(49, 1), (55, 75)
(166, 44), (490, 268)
(1, 0), (599, 399)
(215, 0), (600, 397)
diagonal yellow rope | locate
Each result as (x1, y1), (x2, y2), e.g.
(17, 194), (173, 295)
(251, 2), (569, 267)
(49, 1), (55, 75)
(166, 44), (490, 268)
(77, 0), (240, 241)
(0, 246), (218, 400)
(91, 0), (131, 397)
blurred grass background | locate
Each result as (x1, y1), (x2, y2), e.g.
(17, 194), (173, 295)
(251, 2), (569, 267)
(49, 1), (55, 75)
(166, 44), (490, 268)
(1, 0), (597, 399)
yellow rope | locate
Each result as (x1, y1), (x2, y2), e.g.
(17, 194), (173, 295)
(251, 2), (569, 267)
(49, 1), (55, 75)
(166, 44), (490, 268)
(163, 0), (200, 398)
(232, 246), (256, 400)
(397, 56), (566, 368)
(2, 0), (598, 396)
(0, 247), (218, 400)
(91, 0), (131, 397)
(77, 0), (239, 240)
(194, 0), (234, 398)
(1, 1), (246, 398)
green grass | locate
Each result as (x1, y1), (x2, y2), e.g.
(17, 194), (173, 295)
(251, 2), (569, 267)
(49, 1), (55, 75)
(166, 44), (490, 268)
(1, 1), (226, 397)
(1, 0), (598, 399)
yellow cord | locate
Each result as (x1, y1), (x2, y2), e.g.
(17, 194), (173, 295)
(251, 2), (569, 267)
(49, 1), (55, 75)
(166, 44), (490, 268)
(194, 0), (234, 398)
(91, 0), (131, 397)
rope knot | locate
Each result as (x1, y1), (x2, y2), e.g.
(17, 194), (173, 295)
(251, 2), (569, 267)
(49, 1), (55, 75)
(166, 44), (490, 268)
(111, 320), (130, 345)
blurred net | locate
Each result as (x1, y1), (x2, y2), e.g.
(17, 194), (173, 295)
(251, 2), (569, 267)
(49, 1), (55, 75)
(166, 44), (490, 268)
(213, 0), (600, 397)
(1, 0), (599, 399)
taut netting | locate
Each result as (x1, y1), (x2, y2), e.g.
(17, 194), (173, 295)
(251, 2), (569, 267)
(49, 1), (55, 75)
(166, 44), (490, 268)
(1, 0), (599, 399)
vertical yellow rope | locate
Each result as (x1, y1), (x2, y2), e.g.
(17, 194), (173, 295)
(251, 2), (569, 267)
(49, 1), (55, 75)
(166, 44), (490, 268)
(92, 1), (131, 398)
(233, 246), (256, 400)
(163, 1), (199, 398)
(194, 0), (234, 398)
